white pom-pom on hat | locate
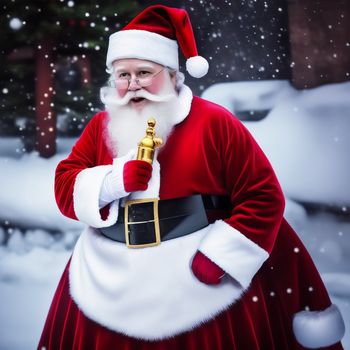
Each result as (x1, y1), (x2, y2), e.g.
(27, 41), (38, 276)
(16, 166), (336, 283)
(186, 56), (209, 78)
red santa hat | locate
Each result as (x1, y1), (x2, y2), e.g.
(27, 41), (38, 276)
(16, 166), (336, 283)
(106, 5), (209, 78)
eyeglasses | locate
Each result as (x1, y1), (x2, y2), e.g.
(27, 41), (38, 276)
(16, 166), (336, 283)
(108, 68), (164, 90)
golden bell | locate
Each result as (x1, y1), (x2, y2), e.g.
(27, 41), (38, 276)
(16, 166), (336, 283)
(136, 118), (163, 164)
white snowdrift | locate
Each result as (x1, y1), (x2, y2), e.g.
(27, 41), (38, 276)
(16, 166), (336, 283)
(0, 152), (83, 231)
(202, 80), (350, 205)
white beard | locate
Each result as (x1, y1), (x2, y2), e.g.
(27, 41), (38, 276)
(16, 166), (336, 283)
(103, 84), (181, 158)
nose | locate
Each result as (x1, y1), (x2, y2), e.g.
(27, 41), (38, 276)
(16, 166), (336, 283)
(128, 78), (141, 91)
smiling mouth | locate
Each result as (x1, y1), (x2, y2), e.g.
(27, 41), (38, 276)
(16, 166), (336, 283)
(131, 97), (146, 103)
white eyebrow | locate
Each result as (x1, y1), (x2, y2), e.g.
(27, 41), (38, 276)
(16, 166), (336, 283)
(114, 64), (157, 73)
(136, 65), (157, 70)
(113, 66), (128, 73)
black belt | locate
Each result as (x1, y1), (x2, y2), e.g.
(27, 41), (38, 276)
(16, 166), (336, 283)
(98, 195), (230, 248)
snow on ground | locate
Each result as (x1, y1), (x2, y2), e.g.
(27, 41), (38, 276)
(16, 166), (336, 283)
(0, 137), (81, 349)
(0, 81), (349, 349)
(0, 136), (77, 159)
(202, 79), (292, 113)
(0, 138), (82, 232)
(0, 243), (71, 350)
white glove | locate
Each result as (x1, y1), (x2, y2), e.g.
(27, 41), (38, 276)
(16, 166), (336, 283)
(98, 150), (135, 208)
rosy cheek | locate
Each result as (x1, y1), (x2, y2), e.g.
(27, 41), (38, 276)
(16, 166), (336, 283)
(117, 88), (127, 97)
(146, 74), (165, 94)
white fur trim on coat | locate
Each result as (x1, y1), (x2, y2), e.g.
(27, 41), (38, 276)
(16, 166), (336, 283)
(73, 150), (161, 228)
(69, 225), (246, 340)
(106, 30), (179, 72)
(99, 151), (135, 208)
(198, 220), (269, 288)
(172, 84), (193, 125)
(73, 165), (120, 228)
(293, 304), (345, 348)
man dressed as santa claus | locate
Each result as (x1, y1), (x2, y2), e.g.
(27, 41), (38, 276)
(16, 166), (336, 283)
(38, 5), (345, 350)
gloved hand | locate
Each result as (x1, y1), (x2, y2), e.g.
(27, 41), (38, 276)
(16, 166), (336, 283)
(123, 160), (153, 192)
(191, 251), (225, 285)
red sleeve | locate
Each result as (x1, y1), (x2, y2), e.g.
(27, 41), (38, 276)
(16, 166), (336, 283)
(198, 107), (285, 287)
(221, 112), (285, 253)
(54, 113), (104, 221)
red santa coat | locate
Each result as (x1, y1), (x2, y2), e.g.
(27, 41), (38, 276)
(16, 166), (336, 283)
(38, 90), (344, 349)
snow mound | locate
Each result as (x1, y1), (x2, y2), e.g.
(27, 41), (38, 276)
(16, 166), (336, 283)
(202, 79), (292, 112)
(202, 81), (350, 205)
(322, 273), (350, 298)
(0, 152), (84, 231)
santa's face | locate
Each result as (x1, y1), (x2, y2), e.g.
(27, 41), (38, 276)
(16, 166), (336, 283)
(103, 59), (181, 157)
(111, 59), (176, 112)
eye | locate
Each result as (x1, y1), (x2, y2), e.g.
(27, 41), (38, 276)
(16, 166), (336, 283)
(138, 70), (151, 77)
(118, 72), (130, 79)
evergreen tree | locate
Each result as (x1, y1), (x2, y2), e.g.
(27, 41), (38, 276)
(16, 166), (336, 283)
(0, 0), (140, 154)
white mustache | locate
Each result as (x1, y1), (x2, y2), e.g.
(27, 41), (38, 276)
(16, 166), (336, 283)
(100, 87), (176, 106)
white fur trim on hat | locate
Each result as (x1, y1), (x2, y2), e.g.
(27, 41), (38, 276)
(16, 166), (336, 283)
(106, 29), (179, 72)
(293, 304), (345, 348)
(186, 56), (209, 78)
(198, 220), (269, 288)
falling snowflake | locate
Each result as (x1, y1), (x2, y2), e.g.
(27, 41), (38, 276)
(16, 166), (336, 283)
(9, 18), (23, 30)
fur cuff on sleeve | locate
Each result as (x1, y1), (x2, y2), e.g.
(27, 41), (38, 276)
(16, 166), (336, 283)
(198, 220), (269, 288)
(293, 304), (345, 348)
(73, 165), (120, 228)
(99, 153), (134, 207)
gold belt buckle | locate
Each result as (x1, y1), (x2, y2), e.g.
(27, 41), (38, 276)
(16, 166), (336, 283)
(124, 198), (161, 248)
